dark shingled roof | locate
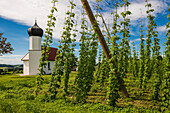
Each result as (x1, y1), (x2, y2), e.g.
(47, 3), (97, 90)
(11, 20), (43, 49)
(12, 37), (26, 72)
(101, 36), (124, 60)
(46, 47), (58, 61)
(21, 47), (58, 61)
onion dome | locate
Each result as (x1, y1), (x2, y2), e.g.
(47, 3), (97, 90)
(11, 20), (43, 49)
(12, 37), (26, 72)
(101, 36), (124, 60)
(28, 20), (43, 37)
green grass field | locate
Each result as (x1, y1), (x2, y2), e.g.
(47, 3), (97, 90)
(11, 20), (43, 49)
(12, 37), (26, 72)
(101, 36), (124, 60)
(0, 72), (166, 113)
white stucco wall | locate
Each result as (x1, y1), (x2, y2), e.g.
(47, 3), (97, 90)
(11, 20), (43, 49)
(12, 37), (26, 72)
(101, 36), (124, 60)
(43, 61), (55, 74)
(28, 35), (41, 75)
(29, 50), (41, 75)
(23, 54), (55, 75)
(22, 35), (56, 75)
(29, 36), (41, 50)
(23, 61), (29, 75)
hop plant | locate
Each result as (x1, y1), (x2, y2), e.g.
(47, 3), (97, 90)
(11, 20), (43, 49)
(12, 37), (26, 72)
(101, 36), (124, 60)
(60, 0), (76, 95)
(107, 1), (121, 106)
(36, 0), (58, 95)
(143, 0), (154, 88)
(48, 0), (77, 98)
(160, 5), (170, 112)
(138, 21), (145, 88)
(99, 51), (109, 87)
(118, 0), (131, 77)
(95, 49), (102, 82)
(132, 41), (138, 78)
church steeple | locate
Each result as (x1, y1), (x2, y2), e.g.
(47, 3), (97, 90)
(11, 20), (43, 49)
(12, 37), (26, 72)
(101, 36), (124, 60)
(28, 20), (42, 51)
(27, 20), (43, 75)
(27, 20), (43, 37)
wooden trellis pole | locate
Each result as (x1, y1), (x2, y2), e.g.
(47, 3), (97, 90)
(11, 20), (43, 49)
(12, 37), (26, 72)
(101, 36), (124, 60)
(80, 0), (129, 97)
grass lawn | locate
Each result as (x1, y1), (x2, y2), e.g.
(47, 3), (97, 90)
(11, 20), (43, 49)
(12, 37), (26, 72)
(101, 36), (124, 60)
(0, 72), (165, 113)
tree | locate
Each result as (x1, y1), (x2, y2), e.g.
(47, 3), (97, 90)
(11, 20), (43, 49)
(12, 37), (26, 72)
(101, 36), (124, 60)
(0, 33), (14, 56)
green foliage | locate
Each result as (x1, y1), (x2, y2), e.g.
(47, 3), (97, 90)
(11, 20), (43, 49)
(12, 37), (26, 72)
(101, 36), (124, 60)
(99, 52), (109, 87)
(151, 39), (161, 100)
(61, 0), (76, 94)
(75, 10), (97, 102)
(0, 33), (14, 56)
(107, 1), (121, 106)
(75, 19), (88, 101)
(160, 6), (170, 111)
(49, 0), (77, 98)
(138, 21), (145, 88)
(87, 29), (98, 92)
(144, 0), (161, 100)
(36, 0), (58, 94)
(127, 55), (132, 73)
(143, 0), (155, 88)
(107, 66), (119, 106)
(98, 24), (110, 87)
(119, 0), (131, 76)
(95, 49), (102, 82)
(30, 0), (169, 110)
(48, 48), (64, 99)
(132, 42), (138, 78)
(0, 72), (169, 112)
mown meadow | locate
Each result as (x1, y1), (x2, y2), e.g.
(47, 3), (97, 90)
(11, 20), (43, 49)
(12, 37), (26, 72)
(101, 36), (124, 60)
(0, 72), (166, 113)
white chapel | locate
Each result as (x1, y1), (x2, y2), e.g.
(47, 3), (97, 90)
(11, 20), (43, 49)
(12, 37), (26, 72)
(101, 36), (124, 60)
(21, 21), (57, 75)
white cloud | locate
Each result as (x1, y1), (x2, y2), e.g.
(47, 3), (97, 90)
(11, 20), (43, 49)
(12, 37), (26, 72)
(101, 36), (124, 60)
(131, 38), (147, 42)
(0, 55), (23, 58)
(0, 55), (23, 64)
(101, 0), (168, 24)
(0, 0), (169, 64)
(0, 0), (83, 40)
(0, 0), (168, 39)
(127, 0), (167, 20)
(0, 0), (168, 30)
(92, 0), (168, 37)
(157, 25), (169, 32)
(129, 37), (147, 47)
(75, 49), (79, 52)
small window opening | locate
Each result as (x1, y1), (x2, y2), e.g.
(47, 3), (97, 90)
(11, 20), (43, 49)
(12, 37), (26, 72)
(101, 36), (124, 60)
(48, 62), (51, 70)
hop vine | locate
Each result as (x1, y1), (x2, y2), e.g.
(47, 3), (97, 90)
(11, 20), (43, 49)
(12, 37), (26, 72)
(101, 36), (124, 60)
(138, 19), (145, 88)
(36, 0), (58, 95)
(160, 5), (170, 112)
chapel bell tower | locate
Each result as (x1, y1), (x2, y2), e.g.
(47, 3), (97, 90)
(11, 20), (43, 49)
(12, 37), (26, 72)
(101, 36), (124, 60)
(27, 20), (43, 75)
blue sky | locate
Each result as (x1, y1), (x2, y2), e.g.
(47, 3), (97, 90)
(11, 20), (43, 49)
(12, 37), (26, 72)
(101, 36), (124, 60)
(0, 0), (169, 65)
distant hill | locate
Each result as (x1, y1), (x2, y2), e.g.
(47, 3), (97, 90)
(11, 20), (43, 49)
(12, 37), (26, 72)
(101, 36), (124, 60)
(0, 64), (23, 68)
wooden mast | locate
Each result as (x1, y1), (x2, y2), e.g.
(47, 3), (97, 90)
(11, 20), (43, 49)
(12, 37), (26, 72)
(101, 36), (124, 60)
(80, 0), (129, 97)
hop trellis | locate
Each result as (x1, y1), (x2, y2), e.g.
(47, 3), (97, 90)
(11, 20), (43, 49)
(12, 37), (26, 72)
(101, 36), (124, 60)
(34, 0), (170, 110)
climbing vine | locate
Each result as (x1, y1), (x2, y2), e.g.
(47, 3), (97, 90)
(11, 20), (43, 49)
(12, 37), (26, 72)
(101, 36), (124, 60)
(36, 0), (58, 95)
(61, 0), (76, 95)
(31, 0), (169, 111)
(48, 0), (77, 98)
(138, 19), (145, 88)
(161, 5), (170, 112)
(75, 10), (89, 102)
(95, 49), (102, 82)
(118, 0), (131, 78)
(107, 1), (120, 106)
(143, 0), (154, 88)
(132, 41), (138, 78)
